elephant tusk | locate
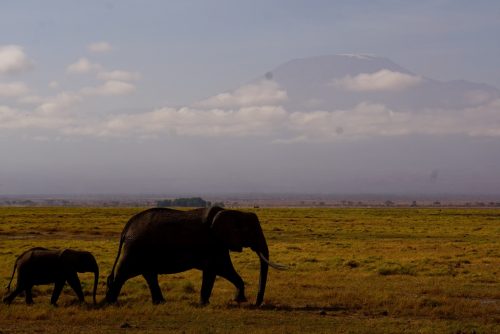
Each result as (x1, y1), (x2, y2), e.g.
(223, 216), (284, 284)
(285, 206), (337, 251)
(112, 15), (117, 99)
(258, 252), (289, 271)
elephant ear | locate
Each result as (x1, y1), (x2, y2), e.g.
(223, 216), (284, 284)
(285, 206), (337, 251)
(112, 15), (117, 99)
(59, 249), (78, 272)
(203, 206), (225, 225)
(211, 210), (246, 252)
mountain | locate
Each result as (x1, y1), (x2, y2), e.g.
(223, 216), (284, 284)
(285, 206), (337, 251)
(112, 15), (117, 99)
(253, 54), (500, 111)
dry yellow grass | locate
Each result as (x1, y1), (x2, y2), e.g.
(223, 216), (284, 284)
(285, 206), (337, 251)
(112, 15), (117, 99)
(0, 207), (499, 333)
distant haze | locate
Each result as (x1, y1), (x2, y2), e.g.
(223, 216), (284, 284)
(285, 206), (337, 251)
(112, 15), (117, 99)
(1, 1), (500, 196)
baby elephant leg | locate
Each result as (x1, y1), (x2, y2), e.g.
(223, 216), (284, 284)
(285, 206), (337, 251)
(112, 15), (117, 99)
(67, 272), (84, 302)
(51, 280), (65, 306)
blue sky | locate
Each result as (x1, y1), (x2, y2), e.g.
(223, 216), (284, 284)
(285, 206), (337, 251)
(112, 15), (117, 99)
(1, 1), (500, 195)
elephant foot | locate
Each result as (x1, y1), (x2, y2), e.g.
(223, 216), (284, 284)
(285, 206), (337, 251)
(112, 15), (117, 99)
(234, 293), (247, 303)
(104, 296), (118, 305)
(198, 300), (210, 307)
(2, 298), (12, 305)
(152, 298), (165, 305)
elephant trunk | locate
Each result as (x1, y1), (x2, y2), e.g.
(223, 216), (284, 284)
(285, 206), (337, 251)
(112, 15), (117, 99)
(92, 268), (99, 304)
(254, 238), (269, 306)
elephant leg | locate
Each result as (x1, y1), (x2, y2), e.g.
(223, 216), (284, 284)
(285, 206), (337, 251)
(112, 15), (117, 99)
(143, 273), (165, 305)
(216, 259), (246, 303)
(200, 269), (216, 305)
(51, 280), (65, 306)
(25, 285), (34, 305)
(67, 273), (84, 302)
(2, 284), (25, 305)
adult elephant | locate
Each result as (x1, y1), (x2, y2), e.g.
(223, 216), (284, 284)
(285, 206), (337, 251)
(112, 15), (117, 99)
(3, 247), (99, 305)
(105, 207), (286, 306)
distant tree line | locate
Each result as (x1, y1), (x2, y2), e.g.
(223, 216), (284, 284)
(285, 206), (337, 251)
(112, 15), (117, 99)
(156, 197), (224, 208)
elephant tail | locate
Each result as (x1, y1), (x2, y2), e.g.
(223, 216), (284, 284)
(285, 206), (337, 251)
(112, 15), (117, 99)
(6, 260), (18, 291)
(107, 233), (125, 287)
(6, 247), (47, 291)
(107, 212), (144, 286)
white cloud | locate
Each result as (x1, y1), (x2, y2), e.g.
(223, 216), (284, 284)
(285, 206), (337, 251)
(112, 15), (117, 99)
(194, 80), (287, 109)
(36, 92), (82, 115)
(0, 82), (29, 97)
(0, 105), (17, 120)
(97, 70), (140, 81)
(464, 90), (492, 105)
(6, 97), (500, 141)
(48, 81), (59, 89)
(81, 80), (136, 96)
(4, 72), (500, 143)
(17, 95), (46, 105)
(0, 45), (32, 74)
(449, 99), (500, 137)
(287, 103), (411, 141)
(58, 98), (500, 140)
(333, 69), (423, 92)
(88, 42), (113, 53)
(66, 57), (102, 74)
(0, 105), (73, 130)
(63, 105), (288, 137)
(283, 99), (500, 142)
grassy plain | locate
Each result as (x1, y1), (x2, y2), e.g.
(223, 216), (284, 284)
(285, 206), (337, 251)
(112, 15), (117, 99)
(0, 207), (499, 333)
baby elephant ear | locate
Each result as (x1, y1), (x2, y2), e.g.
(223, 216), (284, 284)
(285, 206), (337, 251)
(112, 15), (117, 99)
(211, 210), (244, 252)
(58, 249), (78, 271)
(203, 206), (225, 225)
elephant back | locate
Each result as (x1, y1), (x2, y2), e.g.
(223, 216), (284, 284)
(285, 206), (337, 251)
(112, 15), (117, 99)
(122, 208), (208, 248)
(16, 247), (50, 263)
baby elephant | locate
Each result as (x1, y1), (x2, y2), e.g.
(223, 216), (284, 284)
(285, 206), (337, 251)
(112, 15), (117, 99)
(3, 247), (99, 305)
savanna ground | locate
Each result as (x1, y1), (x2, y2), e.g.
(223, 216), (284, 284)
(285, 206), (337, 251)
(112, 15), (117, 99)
(0, 207), (499, 333)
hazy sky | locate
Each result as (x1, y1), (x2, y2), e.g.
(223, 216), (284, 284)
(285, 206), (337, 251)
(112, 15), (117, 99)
(1, 1), (500, 195)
